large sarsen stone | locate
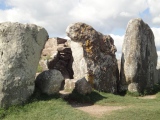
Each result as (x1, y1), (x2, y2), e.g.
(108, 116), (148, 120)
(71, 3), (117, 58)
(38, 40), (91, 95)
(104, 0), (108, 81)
(0, 22), (48, 107)
(66, 23), (119, 93)
(120, 18), (158, 93)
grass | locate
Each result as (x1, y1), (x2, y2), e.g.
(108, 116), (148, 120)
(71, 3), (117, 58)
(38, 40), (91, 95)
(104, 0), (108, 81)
(37, 64), (43, 73)
(1, 90), (160, 120)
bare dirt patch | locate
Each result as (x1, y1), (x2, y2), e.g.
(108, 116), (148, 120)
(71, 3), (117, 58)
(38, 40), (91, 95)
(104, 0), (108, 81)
(59, 90), (126, 117)
(71, 103), (126, 117)
(138, 95), (156, 99)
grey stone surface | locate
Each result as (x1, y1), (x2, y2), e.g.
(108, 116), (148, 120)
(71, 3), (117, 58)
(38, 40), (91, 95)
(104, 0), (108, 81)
(35, 69), (64, 95)
(47, 40), (74, 79)
(39, 37), (74, 79)
(70, 40), (87, 80)
(64, 79), (77, 91)
(39, 38), (58, 72)
(74, 77), (92, 95)
(66, 22), (119, 93)
(0, 22), (48, 107)
(120, 18), (158, 93)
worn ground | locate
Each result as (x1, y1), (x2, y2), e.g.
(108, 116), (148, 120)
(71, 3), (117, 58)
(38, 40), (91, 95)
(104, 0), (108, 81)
(60, 90), (156, 118)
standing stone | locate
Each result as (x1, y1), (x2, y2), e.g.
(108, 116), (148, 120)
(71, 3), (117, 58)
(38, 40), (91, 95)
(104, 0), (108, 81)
(120, 18), (158, 93)
(35, 69), (64, 95)
(70, 40), (87, 80)
(0, 22), (48, 107)
(66, 23), (119, 93)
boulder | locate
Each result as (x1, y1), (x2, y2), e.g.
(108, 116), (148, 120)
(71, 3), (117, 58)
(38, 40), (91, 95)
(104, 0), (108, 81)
(120, 18), (158, 93)
(66, 22), (119, 93)
(0, 22), (48, 107)
(74, 77), (92, 95)
(35, 69), (64, 95)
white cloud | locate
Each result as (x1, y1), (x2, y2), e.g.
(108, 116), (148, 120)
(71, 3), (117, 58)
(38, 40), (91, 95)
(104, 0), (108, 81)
(0, 0), (159, 61)
(147, 0), (160, 15)
(152, 28), (160, 50)
(1, 0), (79, 37)
(120, 12), (132, 17)
(69, 0), (148, 33)
(147, 0), (160, 25)
(152, 27), (160, 62)
(110, 27), (160, 61)
(157, 51), (160, 59)
(0, 0), (150, 37)
(110, 34), (124, 60)
(152, 15), (160, 24)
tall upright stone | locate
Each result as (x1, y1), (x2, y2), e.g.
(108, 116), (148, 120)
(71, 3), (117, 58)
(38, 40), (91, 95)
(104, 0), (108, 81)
(66, 23), (119, 93)
(69, 40), (87, 80)
(0, 22), (48, 107)
(120, 18), (158, 93)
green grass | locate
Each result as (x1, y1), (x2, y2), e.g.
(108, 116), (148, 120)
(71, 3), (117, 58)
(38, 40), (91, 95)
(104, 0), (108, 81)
(1, 91), (160, 120)
(37, 64), (43, 73)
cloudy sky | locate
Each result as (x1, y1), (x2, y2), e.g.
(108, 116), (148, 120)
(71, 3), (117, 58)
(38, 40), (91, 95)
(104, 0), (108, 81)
(0, 0), (159, 61)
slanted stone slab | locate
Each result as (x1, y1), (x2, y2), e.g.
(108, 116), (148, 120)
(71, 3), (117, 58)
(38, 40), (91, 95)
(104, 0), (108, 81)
(66, 22), (119, 93)
(0, 22), (48, 107)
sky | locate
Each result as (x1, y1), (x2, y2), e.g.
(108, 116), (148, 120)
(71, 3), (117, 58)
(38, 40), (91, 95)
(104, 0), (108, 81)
(0, 0), (160, 62)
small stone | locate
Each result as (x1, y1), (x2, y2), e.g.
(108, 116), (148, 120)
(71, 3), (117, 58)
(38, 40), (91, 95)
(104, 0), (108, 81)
(74, 77), (92, 95)
(128, 83), (138, 92)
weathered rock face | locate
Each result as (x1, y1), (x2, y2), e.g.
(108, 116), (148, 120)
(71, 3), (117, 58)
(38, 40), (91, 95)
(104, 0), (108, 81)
(39, 37), (67, 72)
(120, 18), (158, 93)
(35, 69), (64, 95)
(66, 23), (119, 93)
(47, 38), (74, 79)
(0, 22), (48, 107)
(74, 77), (92, 95)
(42, 38), (57, 57)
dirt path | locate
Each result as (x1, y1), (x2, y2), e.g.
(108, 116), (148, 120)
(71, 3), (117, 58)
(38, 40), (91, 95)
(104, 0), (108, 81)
(137, 95), (156, 99)
(59, 90), (156, 117)
(71, 103), (126, 117)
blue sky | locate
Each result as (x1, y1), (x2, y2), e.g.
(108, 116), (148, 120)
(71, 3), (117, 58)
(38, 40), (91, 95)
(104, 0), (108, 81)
(0, 0), (11, 10)
(0, 0), (160, 61)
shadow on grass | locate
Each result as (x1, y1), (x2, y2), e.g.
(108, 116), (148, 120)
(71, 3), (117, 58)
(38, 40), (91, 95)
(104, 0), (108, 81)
(117, 90), (127, 96)
(117, 83), (160, 97)
(28, 87), (61, 103)
(30, 86), (107, 105)
(64, 89), (107, 105)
